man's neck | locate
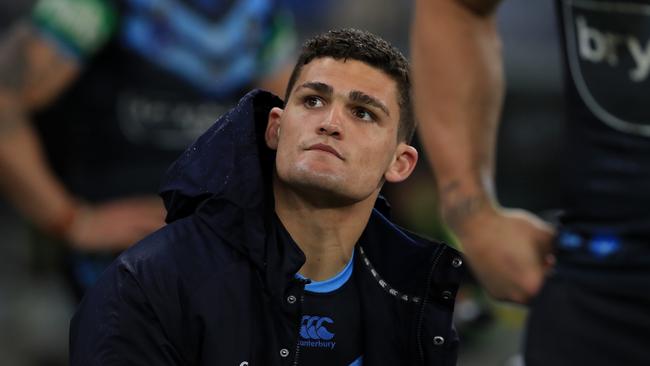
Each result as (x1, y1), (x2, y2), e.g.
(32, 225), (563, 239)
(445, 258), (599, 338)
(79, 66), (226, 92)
(273, 178), (377, 282)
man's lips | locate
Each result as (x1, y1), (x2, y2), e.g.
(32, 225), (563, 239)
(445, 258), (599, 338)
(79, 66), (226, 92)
(307, 143), (344, 160)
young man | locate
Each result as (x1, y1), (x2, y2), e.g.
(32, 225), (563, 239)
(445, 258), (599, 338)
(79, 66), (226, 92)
(70, 29), (464, 366)
(412, 0), (650, 365)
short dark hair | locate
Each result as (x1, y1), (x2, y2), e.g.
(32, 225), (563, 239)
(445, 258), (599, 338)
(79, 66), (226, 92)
(284, 28), (415, 143)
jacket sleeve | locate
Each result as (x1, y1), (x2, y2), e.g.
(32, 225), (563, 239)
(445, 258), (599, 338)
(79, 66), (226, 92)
(69, 258), (184, 365)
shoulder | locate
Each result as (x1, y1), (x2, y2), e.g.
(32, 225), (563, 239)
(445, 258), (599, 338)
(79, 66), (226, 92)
(117, 214), (247, 294)
(71, 214), (251, 359)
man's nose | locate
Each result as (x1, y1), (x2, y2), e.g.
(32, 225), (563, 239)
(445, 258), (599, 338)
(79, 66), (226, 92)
(317, 106), (344, 138)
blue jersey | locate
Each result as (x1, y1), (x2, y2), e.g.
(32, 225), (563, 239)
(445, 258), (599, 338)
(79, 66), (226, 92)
(31, 0), (295, 200)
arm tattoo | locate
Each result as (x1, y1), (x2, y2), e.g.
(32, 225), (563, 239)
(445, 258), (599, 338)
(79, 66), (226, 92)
(0, 25), (30, 91)
(0, 25), (31, 135)
(0, 23), (78, 135)
(440, 181), (487, 232)
(0, 22), (75, 97)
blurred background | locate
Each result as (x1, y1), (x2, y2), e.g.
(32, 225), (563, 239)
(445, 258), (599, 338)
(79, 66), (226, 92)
(0, 0), (563, 365)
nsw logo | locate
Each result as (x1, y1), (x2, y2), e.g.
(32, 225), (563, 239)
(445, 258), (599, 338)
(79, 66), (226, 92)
(562, 0), (650, 137)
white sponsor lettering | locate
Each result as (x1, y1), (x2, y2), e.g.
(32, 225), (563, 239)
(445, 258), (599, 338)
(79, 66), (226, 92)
(117, 94), (225, 149)
(577, 16), (650, 82)
(563, 0), (650, 137)
(628, 37), (650, 81)
(577, 17), (620, 65)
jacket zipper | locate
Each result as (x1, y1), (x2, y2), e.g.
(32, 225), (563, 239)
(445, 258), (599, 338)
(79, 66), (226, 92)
(291, 293), (305, 366)
(416, 245), (446, 363)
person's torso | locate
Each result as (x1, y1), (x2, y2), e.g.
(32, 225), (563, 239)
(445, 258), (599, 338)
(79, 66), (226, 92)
(555, 0), (650, 240)
(294, 253), (363, 366)
(144, 213), (462, 366)
(33, 0), (292, 200)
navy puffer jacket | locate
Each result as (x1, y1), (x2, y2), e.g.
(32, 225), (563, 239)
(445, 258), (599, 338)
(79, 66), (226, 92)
(70, 90), (464, 366)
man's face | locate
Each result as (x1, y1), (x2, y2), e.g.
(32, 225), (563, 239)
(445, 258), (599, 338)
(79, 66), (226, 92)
(266, 57), (417, 205)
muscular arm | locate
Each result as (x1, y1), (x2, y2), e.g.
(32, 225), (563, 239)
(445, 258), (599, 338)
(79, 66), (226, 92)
(0, 22), (80, 234)
(411, 0), (555, 303)
(411, 0), (504, 223)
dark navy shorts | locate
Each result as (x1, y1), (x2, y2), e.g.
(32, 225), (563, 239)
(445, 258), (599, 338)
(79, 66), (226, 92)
(524, 236), (650, 366)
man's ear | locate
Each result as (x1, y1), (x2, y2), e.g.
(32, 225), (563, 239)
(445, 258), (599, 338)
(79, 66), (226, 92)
(384, 143), (418, 183)
(265, 107), (283, 150)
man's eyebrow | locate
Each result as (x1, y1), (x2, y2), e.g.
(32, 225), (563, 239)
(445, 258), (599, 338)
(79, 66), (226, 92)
(297, 82), (333, 96)
(349, 90), (390, 117)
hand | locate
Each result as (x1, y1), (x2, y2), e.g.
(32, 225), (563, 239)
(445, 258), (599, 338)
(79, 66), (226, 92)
(451, 204), (556, 304)
(65, 196), (167, 251)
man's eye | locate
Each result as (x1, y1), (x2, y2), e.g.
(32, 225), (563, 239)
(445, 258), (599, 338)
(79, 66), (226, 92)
(304, 96), (324, 108)
(352, 107), (375, 122)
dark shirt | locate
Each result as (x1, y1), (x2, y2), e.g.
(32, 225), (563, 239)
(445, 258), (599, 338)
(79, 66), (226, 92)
(555, 0), (650, 241)
(275, 215), (363, 365)
(296, 264), (364, 366)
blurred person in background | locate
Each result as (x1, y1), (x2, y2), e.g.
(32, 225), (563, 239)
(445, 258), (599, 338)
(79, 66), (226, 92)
(0, 0), (296, 299)
(412, 0), (650, 365)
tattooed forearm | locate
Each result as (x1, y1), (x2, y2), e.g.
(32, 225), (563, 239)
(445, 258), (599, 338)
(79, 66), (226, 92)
(0, 25), (30, 135)
(440, 181), (488, 232)
(0, 24), (30, 92)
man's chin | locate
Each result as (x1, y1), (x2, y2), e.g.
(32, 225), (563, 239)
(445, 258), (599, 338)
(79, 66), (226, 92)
(283, 174), (359, 206)
(293, 174), (344, 194)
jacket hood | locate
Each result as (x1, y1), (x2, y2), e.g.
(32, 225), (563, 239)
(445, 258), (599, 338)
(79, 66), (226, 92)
(159, 89), (283, 222)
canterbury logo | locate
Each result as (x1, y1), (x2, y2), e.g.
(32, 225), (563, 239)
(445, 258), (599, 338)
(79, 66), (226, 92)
(300, 316), (335, 340)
